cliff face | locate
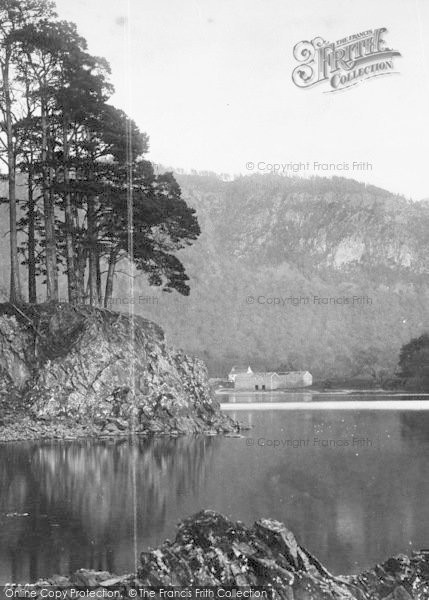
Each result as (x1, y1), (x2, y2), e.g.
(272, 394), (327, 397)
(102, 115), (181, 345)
(13, 511), (429, 599)
(0, 303), (236, 440)
(189, 175), (429, 273)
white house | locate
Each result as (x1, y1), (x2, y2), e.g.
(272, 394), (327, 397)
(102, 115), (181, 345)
(228, 365), (253, 383)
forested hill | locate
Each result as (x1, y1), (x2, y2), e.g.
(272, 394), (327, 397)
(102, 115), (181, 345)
(1, 173), (428, 379)
(133, 173), (429, 379)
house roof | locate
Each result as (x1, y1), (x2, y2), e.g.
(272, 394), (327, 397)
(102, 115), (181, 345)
(229, 365), (252, 374)
(277, 371), (311, 376)
(235, 371), (278, 378)
(232, 369), (312, 378)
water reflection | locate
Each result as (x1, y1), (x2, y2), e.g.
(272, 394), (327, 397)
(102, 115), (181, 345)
(214, 409), (429, 574)
(0, 436), (218, 583)
(225, 392), (313, 403)
(0, 405), (428, 582)
(400, 412), (429, 442)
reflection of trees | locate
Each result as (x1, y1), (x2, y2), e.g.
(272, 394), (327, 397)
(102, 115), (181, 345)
(0, 436), (217, 583)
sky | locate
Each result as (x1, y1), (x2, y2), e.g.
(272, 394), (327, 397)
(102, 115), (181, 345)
(54, 0), (429, 200)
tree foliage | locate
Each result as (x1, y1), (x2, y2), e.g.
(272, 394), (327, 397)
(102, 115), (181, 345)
(0, 0), (200, 306)
(398, 333), (429, 390)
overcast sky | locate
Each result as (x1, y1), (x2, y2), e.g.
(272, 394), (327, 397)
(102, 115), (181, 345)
(55, 0), (429, 200)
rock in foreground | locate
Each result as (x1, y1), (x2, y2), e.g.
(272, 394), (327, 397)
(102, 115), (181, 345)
(10, 511), (429, 599)
(0, 303), (236, 440)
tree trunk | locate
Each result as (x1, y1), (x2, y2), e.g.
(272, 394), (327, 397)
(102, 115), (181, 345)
(76, 248), (87, 303)
(41, 99), (58, 301)
(2, 57), (22, 303)
(96, 245), (102, 305)
(87, 196), (98, 306)
(27, 169), (37, 303)
(104, 248), (118, 308)
(63, 120), (78, 304)
(72, 196), (85, 303)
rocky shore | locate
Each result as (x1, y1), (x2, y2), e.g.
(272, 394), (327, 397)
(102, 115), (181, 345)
(6, 511), (429, 599)
(0, 303), (238, 442)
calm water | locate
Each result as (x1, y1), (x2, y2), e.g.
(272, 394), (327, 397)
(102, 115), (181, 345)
(0, 393), (428, 583)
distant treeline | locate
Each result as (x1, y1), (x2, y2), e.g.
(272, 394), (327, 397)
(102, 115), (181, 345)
(0, 0), (200, 306)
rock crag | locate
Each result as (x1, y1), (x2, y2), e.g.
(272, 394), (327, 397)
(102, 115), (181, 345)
(0, 303), (237, 441)
(9, 511), (429, 599)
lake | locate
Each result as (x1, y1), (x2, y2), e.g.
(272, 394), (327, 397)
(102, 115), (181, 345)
(0, 392), (428, 583)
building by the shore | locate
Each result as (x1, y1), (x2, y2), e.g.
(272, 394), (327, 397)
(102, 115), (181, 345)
(233, 370), (312, 390)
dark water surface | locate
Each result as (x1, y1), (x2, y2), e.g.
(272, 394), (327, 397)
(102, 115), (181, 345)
(0, 395), (428, 583)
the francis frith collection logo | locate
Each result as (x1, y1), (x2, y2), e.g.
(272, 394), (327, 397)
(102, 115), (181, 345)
(292, 28), (401, 92)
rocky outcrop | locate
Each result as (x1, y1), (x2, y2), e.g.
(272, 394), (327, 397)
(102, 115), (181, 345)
(8, 511), (429, 599)
(0, 303), (237, 440)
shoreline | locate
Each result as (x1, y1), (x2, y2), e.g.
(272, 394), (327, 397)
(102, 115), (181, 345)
(221, 399), (429, 411)
(0, 415), (244, 444)
(2, 389), (427, 444)
(215, 387), (429, 396)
